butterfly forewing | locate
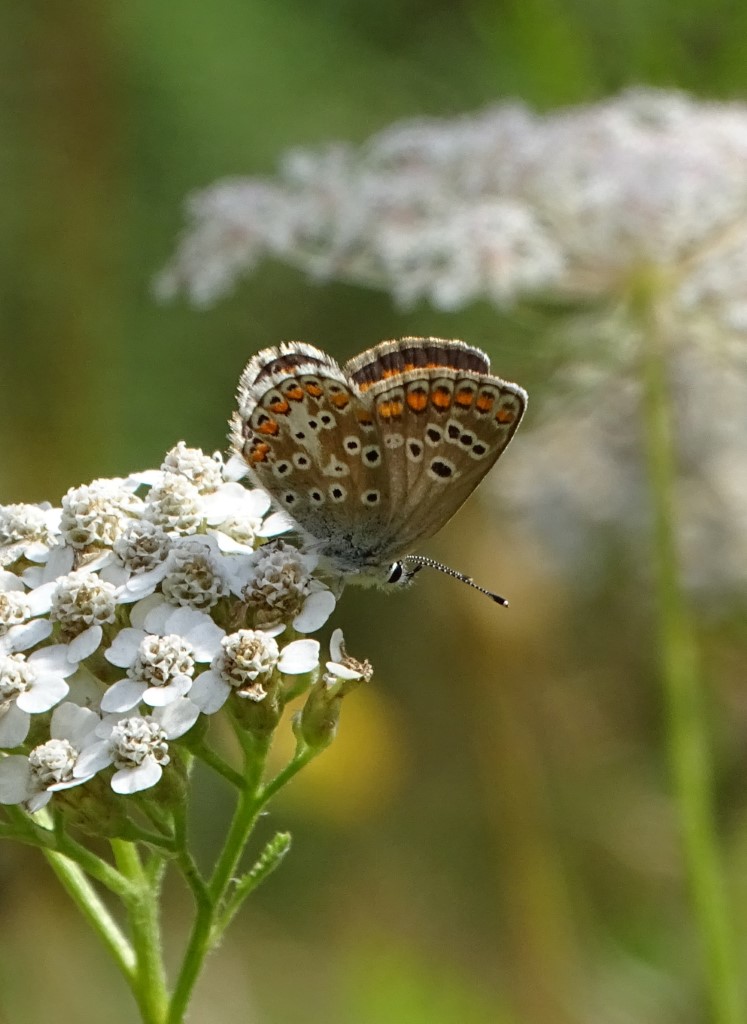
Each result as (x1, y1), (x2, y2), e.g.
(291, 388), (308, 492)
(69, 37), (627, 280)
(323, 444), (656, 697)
(359, 361), (525, 558)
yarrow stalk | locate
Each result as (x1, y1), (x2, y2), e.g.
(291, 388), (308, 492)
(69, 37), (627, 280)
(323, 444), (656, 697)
(0, 442), (370, 1024)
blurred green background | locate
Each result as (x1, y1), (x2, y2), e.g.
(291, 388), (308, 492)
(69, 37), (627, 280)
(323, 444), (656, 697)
(3, 3), (747, 1023)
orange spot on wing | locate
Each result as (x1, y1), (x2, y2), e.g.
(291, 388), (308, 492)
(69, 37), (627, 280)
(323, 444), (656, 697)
(285, 385), (304, 402)
(258, 419), (279, 436)
(357, 413), (374, 427)
(330, 392), (350, 409)
(379, 400), (404, 420)
(305, 382), (323, 397)
(496, 407), (516, 424)
(250, 442), (271, 464)
(476, 393), (495, 413)
(431, 386), (452, 410)
(268, 398), (290, 415)
(455, 389), (474, 408)
(406, 390), (428, 412)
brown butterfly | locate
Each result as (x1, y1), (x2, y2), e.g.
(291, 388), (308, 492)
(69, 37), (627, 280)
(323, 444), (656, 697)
(231, 338), (527, 602)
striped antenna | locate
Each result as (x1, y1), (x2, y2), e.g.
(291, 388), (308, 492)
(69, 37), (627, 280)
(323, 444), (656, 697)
(399, 555), (509, 606)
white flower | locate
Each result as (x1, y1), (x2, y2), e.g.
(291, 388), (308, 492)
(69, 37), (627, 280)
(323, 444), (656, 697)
(190, 630), (319, 713)
(0, 703), (101, 811)
(161, 442), (224, 493)
(143, 473), (204, 536)
(102, 606), (224, 713)
(323, 628), (373, 692)
(161, 536), (229, 609)
(21, 542), (76, 588)
(158, 88), (747, 338)
(60, 479), (143, 551)
(0, 647), (77, 747)
(49, 570), (119, 661)
(0, 503), (61, 567)
(0, 581), (53, 654)
(122, 535), (230, 609)
(75, 701), (199, 794)
(101, 519), (172, 587)
(232, 542), (335, 633)
(202, 482), (274, 552)
(101, 634), (195, 712)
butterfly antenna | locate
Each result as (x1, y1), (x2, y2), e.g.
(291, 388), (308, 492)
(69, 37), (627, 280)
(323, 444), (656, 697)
(401, 555), (509, 606)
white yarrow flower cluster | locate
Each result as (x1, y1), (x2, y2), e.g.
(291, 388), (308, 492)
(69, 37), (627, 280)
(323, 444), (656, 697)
(0, 503), (60, 567)
(0, 442), (341, 809)
(60, 479), (144, 551)
(234, 541), (336, 633)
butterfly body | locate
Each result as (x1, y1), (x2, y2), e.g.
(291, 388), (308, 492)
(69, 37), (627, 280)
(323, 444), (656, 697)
(232, 338), (526, 588)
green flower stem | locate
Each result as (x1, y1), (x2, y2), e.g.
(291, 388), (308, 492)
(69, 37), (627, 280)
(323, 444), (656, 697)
(167, 735), (272, 1024)
(44, 847), (136, 980)
(55, 830), (135, 896)
(193, 741), (244, 788)
(213, 830), (291, 939)
(120, 822), (177, 850)
(173, 805), (209, 903)
(3, 731), (324, 1024)
(4, 809), (138, 996)
(258, 743), (318, 806)
(5, 805), (132, 897)
(112, 840), (170, 1024)
(636, 281), (743, 1024)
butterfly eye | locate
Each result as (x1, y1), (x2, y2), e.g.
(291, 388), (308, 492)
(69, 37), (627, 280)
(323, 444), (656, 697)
(387, 562), (404, 584)
(385, 561), (421, 587)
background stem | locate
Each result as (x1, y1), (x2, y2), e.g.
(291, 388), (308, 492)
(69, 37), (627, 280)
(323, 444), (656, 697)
(637, 282), (744, 1024)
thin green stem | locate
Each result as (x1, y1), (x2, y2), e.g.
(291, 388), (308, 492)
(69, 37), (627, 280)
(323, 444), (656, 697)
(43, 848), (136, 980)
(636, 280), (744, 1024)
(55, 831), (136, 897)
(4, 810), (138, 998)
(167, 905), (212, 1024)
(119, 821), (177, 851)
(173, 803), (209, 903)
(213, 831), (291, 940)
(192, 742), (244, 789)
(5, 806), (132, 898)
(258, 744), (317, 808)
(112, 840), (170, 1024)
(167, 735), (272, 1024)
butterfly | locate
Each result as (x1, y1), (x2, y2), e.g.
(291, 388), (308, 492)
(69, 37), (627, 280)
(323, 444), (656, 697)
(231, 337), (527, 603)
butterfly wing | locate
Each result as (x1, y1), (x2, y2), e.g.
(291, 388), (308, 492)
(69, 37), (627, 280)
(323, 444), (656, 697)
(344, 337), (527, 559)
(232, 343), (393, 562)
(233, 338), (526, 573)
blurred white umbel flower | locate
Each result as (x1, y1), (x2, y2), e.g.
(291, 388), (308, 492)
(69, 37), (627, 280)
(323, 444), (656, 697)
(501, 348), (747, 598)
(158, 88), (747, 335)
